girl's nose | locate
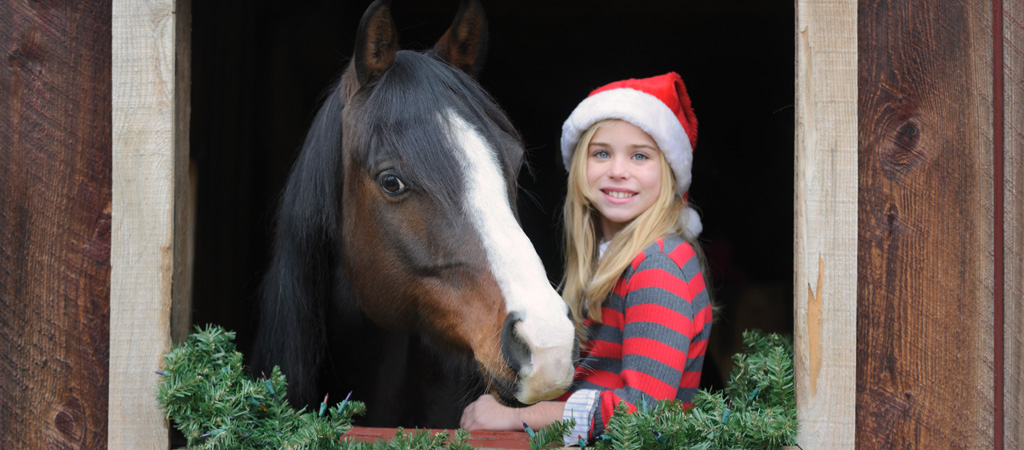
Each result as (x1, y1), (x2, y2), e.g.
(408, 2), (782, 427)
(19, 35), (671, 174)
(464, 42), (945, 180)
(607, 155), (628, 178)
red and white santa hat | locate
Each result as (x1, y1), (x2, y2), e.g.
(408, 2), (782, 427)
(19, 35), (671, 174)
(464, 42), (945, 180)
(560, 72), (702, 238)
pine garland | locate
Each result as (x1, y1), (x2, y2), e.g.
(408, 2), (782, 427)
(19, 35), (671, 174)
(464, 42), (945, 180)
(582, 330), (798, 450)
(156, 326), (796, 450)
(522, 420), (573, 450)
(156, 325), (472, 449)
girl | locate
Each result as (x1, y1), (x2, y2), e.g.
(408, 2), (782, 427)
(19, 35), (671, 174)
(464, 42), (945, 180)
(460, 72), (712, 444)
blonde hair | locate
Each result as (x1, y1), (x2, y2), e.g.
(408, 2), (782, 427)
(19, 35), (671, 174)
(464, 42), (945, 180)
(561, 119), (703, 339)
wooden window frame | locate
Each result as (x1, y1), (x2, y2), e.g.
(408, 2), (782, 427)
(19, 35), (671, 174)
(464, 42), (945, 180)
(110, 0), (192, 447)
(109, 0), (859, 448)
(793, 0), (858, 447)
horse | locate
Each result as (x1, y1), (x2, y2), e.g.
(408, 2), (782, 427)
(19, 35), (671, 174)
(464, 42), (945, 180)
(251, 0), (577, 428)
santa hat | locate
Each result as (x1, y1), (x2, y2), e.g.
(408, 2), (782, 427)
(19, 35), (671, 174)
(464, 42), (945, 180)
(560, 72), (702, 238)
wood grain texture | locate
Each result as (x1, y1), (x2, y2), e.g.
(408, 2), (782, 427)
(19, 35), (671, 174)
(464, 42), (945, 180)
(1004, 0), (1023, 446)
(794, 0), (858, 447)
(170, 0), (192, 347)
(858, 0), (996, 447)
(0, 0), (112, 448)
(110, 0), (189, 448)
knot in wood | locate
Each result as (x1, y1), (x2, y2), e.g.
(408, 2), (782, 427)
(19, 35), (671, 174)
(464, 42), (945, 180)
(881, 120), (926, 174)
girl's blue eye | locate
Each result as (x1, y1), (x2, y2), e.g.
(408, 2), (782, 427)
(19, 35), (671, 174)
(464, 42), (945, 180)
(632, 153), (649, 161)
(593, 151), (609, 159)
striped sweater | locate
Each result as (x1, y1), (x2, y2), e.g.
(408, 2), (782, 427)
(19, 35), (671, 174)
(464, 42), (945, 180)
(562, 235), (713, 440)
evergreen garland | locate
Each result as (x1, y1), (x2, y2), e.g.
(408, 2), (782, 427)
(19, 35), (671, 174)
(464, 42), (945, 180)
(522, 419), (573, 450)
(156, 326), (796, 450)
(584, 330), (798, 450)
(156, 325), (472, 450)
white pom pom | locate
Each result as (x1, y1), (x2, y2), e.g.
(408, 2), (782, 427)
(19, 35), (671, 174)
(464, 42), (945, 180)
(681, 207), (702, 240)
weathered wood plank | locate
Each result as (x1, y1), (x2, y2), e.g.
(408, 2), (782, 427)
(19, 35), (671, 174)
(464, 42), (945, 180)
(111, 0), (189, 448)
(171, 0), (193, 347)
(858, 0), (996, 447)
(793, 0), (858, 448)
(0, 1), (112, 448)
(1004, 0), (1023, 446)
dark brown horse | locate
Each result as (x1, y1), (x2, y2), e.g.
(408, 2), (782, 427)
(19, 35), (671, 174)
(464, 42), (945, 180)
(252, 0), (577, 428)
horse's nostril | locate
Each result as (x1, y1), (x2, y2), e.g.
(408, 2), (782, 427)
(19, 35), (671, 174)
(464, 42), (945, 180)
(500, 312), (530, 374)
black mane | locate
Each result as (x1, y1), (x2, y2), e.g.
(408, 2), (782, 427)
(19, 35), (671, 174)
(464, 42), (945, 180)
(251, 71), (345, 406)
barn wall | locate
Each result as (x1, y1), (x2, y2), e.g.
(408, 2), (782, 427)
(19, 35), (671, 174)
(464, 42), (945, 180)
(0, 1), (112, 448)
(0, 0), (1016, 448)
(858, 0), (1007, 447)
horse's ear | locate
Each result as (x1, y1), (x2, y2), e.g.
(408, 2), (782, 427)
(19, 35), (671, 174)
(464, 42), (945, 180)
(434, 0), (488, 77)
(353, 0), (399, 87)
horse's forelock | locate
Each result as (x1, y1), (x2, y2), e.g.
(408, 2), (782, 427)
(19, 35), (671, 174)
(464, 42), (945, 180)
(349, 50), (522, 213)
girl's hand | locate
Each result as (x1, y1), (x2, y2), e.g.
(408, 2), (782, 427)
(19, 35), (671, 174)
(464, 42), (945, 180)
(459, 394), (521, 431)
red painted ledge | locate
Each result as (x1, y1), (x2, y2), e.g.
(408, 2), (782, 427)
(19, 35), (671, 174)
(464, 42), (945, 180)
(344, 426), (534, 450)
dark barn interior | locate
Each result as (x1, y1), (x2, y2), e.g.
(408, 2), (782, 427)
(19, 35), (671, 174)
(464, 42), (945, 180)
(188, 0), (794, 425)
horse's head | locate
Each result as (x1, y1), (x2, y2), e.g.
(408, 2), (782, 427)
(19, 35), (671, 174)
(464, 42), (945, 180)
(333, 0), (576, 406)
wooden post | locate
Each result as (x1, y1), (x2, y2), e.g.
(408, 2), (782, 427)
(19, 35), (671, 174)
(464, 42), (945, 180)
(0, 1), (113, 447)
(111, 0), (190, 448)
(858, 0), (998, 447)
(1002, 0), (1022, 446)
(794, 0), (858, 448)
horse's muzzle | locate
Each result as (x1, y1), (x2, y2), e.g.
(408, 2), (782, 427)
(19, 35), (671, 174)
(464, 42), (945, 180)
(497, 309), (577, 405)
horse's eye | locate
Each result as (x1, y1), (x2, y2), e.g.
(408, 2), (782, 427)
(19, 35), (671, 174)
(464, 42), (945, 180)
(379, 173), (407, 195)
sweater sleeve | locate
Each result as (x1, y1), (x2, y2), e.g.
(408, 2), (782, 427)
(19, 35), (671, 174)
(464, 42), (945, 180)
(590, 241), (712, 438)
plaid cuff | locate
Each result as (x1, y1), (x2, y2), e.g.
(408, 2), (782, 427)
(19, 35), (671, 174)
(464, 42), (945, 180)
(562, 389), (598, 446)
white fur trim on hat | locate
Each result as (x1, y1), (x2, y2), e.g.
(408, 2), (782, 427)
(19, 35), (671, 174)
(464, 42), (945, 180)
(681, 206), (702, 240)
(560, 87), (694, 194)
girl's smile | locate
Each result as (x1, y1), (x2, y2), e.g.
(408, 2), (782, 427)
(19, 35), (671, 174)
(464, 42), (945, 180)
(600, 187), (637, 201)
(586, 120), (662, 240)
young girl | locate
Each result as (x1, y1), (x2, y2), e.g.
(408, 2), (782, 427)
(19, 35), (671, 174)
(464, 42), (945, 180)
(460, 72), (712, 444)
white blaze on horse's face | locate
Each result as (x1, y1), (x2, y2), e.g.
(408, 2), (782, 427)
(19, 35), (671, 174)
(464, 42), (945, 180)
(446, 111), (576, 403)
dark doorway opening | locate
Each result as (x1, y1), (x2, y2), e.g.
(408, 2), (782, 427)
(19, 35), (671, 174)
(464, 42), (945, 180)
(189, 0), (794, 415)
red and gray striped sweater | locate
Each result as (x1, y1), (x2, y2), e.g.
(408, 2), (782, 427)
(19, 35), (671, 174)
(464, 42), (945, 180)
(561, 235), (713, 439)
